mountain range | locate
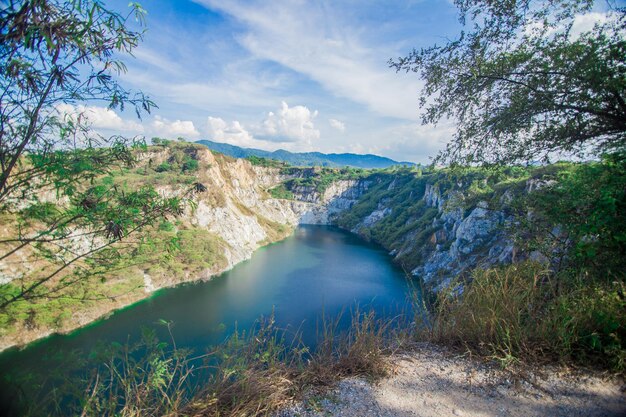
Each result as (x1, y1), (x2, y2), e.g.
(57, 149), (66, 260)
(196, 140), (416, 168)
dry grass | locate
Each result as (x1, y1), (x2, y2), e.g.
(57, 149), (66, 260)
(70, 308), (413, 417)
(423, 262), (626, 372)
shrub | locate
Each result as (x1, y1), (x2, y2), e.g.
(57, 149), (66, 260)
(269, 184), (294, 200)
(155, 162), (173, 172)
(181, 158), (199, 172)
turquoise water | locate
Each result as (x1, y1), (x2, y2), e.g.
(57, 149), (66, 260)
(0, 225), (415, 415)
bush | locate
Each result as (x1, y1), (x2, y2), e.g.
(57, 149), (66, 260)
(155, 162), (173, 172)
(268, 184), (294, 200)
(19, 202), (60, 223)
(181, 158), (199, 172)
(158, 221), (175, 232)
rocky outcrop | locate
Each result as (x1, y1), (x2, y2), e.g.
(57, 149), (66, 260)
(287, 179), (371, 224)
(324, 173), (546, 291)
(0, 147), (369, 350)
(411, 194), (515, 291)
(0, 146), (549, 349)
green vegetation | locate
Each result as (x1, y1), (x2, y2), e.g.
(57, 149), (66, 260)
(391, 0), (626, 164)
(0, 0), (186, 311)
(0, 217), (228, 339)
(246, 155), (288, 168)
(0, 140), (226, 338)
(334, 165), (532, 270)
(333, 155), (626, 372)
(279, 166), (370, 195)
(150, 143), (203, 174)
(512, 154), (626, 277)
(268, 184), (294, 200)
(1, 0), (625, 414)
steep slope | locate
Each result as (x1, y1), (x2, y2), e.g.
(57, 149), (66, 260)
(3, 147), (621, 350)
(0, 144), (353, 350)
(273, 164), (594, 291)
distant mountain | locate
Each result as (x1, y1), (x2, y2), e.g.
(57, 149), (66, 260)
(196, 140), (416, 169)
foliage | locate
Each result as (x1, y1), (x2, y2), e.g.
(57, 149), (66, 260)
(281, 166), (369, 194)
(12, 308), (410, 416)
(391, 0), (626, 164)
(512, 153), (626, 275)
(268, 184), (294, 200)
(0, 1), (191, 310)
(152, 144), (201, 173)
(0, 0), (154, 196)
(246, 155), (288, 168)
(0, 145), (227, 337)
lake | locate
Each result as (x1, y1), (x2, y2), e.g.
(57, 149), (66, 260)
(0, 225), (415, 415)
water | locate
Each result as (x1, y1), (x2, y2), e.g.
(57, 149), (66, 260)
(0, 225), (415, 415)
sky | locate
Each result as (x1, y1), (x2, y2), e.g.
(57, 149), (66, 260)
(66, 0), (613, 163)
(61, 0), (462, 164)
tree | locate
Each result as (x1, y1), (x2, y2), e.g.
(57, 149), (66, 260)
(0, 1), (185, 309)
(390, 0), (626, 165)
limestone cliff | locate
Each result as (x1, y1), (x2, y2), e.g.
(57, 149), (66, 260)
(281, 168), (553, 291)
(0, 145), (361, 350)
(0, 147), (556, 350)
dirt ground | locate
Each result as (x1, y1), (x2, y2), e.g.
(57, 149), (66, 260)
(279, 343), (626, 417)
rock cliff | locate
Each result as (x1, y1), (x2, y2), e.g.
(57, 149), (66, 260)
(0, 147), (553, 349)
(0, 146), (368, 349)
(288, 169), (546, 291)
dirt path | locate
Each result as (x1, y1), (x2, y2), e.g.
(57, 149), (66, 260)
(279, 344), (625, 417)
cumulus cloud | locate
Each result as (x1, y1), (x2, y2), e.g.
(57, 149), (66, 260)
(205, 102), (321, 151)
(329, 118), (346, 132)
(151, 116), (199, 139)
(55, 104), (144, 133)
(206, 116), (262, 148)
(256, 101), (320, 144)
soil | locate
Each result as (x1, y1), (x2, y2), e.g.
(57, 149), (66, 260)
(279, 343), (626, 417)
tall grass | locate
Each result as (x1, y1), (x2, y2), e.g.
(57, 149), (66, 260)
(59, 308), (413, 417)
(425, 262), (626, 371)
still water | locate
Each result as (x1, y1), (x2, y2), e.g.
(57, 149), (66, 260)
(0, 225), (415, 414)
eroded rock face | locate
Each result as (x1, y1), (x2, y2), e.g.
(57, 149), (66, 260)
(285, 179), (371, 225)
(412, 199), (515, 290)
(326, 176), (542, 292)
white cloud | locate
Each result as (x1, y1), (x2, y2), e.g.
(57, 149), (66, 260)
(353, 121), (455, 164)
(570, 12), (610, 38)
(256, 101), (319, 144)
(55, 104), (144, 133)
(195, 0), (422, 120)
(206, 116), (261, 148)
(329, 118), (346, 132)
(151, 116), (199, 139)
(525, 11), (615, 40)
(205, 104), (320, 153)
(133, 48), (184, 75)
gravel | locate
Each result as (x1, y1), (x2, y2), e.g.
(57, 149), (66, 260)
(277, 343), (626, 417)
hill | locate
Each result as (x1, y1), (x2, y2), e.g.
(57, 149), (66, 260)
(196, 139), (416, 168)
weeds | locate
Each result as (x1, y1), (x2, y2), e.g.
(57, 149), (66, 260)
(20, 307), (414, 417)
(424, 262), (626, 373)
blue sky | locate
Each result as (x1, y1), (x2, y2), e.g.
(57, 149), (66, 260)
(72, 1), (460, 163)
